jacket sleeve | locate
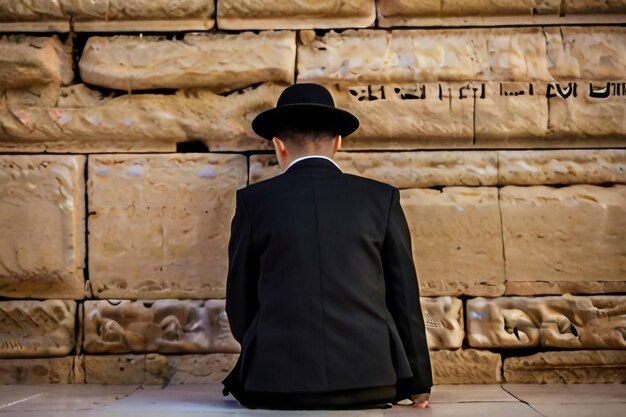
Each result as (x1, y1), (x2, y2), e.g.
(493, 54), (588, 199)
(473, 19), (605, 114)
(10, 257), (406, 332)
(225, 189), (260, 344)
(382, 187), (433, 396)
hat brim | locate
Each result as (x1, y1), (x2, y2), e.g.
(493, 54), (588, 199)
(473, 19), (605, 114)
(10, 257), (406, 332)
(252, 103), (360, 140)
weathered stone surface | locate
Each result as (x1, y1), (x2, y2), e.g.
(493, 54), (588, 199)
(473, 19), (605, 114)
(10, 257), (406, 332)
(0, 301), (75, 358)
(83, 299), (239, 354)
(298, 28), (626, 83)
(498, 149), (626, 185)
(564, 0), (626, 14)
(504, 350), (626, 383)
(249, 151), (498, 187)
(333, 83), (474, 149)
(84, 353), (238, 384)
(422, 297), (464, 350)
(0, 0), (214, 22)
(548, 81), (626, 140)
(0, 356), (83, 384)
(88, 154), (247, 299)
(79, 32), (295, 92)
(0, 35), (72, 88)
(467, 295), (626, 348)
(0, 155), (85, 299)
(500, 185), (626, 295)
(475, 82), (548, 144)
(0, 83), (277, 153)
(217, 0), (375, 29)
(401, 187), (505, 297)
(431, 349), (502, 384)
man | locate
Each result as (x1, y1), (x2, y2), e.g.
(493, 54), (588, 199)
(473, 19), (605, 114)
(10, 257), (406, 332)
(222, 83), (433, 410)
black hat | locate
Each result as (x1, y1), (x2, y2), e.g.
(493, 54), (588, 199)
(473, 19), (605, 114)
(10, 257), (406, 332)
(252, 83), (360, 140)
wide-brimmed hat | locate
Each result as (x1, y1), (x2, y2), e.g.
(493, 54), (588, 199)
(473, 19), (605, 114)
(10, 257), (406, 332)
(252, 83), (359, 140)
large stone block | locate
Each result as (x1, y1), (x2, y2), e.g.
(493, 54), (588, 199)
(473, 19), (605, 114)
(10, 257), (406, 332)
(467, 295), (626, 348)
(497, 149), (626, 185)
(0, 35), (72, 88)
(422, 297), (464, 350)
(0, 301), (76, 358)
(88, 154), (247, 299)
(504, 350), (626, 383)
(0, 155), (85, 299)
(79, 32), (295, 92)
(0, 1), (215, 31)
(83, 299), (239, 354)
(217, 0), (375, 29)
(0, 83), (277, 153)
(400, 187), (505, 297)
(0, 356), (83, 384)
(431, 349), (502, 384)
(249, 151), (498, 187)
(298, 27), (626, 83)
(500, 185), (626, 295)
(84, 353), (238, 384)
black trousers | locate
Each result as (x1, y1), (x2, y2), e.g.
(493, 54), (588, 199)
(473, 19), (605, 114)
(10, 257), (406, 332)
(228, 384), (397, 410)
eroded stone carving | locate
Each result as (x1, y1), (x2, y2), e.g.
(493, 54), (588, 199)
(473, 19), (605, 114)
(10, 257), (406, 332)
(0, 35), (73, 88)
(422, 297), (464, 350)
(503, 350), (626, 383)
(0, 301), (75, 358)
(298, 27), (626, 83)
(431, 349), (502, 384)
(217, 0), (375, 29)
(401, 187), (505, 297)
(83, 299), (239, 353)
(87, 154), (247, 299)
(501, 185), (626, 295)
(249, 151), (498, 187)
(0, 83), (278, 153)
(467, 295), (626, 348)
(84, 353), (238, 384)
(0, 155), (85, 299)
(498, 149), (626, 185)
(79, 32), (295, 92)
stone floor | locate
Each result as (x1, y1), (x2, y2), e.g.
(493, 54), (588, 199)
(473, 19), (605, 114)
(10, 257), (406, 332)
(0, 383), (624, 416)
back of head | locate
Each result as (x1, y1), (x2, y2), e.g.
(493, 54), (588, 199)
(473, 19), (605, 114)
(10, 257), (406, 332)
(276, 128), (336, 157)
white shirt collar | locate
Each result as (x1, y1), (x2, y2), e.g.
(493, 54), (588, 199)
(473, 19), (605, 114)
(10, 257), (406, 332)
(284, 155), (342, 172)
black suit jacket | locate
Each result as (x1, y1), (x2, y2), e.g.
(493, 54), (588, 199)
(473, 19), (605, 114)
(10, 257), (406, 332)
(223, 157), (432, 398)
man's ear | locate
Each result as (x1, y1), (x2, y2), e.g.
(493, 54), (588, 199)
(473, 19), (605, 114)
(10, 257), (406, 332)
(333, 134), (342, 153)
(273, 136), (288, 165)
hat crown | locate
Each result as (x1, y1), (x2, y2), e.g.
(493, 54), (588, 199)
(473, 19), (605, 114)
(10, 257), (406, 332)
(277, 83), (335, 107)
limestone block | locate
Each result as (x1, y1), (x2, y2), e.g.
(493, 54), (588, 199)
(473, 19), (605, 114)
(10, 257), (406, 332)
(83, 299), (239, 354)
(298, 28), (626, 83)
(332, 83), (474, 149)
(475, 82), (548, 145)
(431, 349), (502, 384)
(0, 0), (214, 22)
(563, 0), (626, 14)
(0, 356), (83, 384)
(498, 149), (626, 185)
(79, 32), (295, 92)
(0, 35), (72, 88)
(400, 187), (505, 297)
(467, 295), (626, 349)
(0, 301), (75, 358)
(249, 151), (498, 187)
(0, 155), (85, 299)
(548, 81), (626, 140)
(422, 297), (464, 350)
(88, 154), (247, 299)
(500, 185), (626, 295)
(217, 0), (375, 29)
(504, 350), (626, 383)
(84, 353), (238, 384)
(0, 83), (278, 153)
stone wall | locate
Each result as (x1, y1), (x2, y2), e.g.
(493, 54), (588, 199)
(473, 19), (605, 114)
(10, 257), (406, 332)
(0, 0), (625, 385)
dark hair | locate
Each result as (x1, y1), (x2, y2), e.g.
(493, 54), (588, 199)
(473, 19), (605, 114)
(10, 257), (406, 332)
(275, 128), (336, 147)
